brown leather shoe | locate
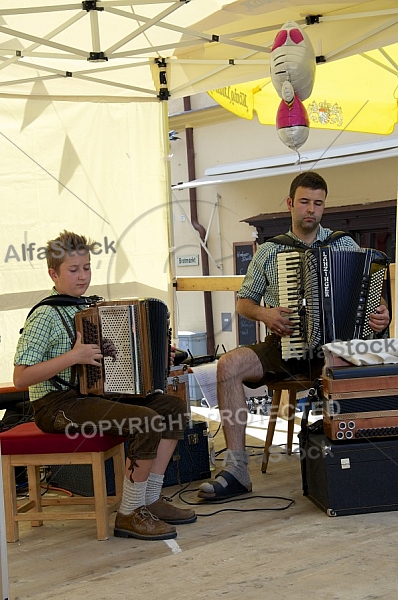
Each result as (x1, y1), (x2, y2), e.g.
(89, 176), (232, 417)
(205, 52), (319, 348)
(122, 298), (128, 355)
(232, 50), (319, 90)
(148, 497), (197, 525)
(114, 506), (177, 540)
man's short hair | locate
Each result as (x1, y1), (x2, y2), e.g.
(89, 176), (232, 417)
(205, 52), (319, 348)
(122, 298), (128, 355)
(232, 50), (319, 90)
(46, 230), (92, 272)
(289, 171), (328, 202)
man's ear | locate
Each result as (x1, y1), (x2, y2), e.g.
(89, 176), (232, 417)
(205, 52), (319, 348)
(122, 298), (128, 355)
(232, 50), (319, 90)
(286, 196), (293, 212)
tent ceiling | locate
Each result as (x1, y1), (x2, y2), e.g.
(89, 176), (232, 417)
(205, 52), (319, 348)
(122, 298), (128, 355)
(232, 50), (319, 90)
(0, 1), (397, 100)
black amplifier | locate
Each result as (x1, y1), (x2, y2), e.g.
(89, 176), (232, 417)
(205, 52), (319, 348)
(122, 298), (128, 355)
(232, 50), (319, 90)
(163, 419), (211, 487)
(50, 420), (210, 495)
(301, 432), (398, 516)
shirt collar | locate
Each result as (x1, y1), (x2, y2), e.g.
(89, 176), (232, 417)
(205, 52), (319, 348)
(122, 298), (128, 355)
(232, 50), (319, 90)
(287, 225), (329, 247)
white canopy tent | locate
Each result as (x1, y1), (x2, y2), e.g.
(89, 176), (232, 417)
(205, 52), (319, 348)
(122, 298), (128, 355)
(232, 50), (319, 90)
(0, 1), (396, 99)
(0, 0), (397, 384)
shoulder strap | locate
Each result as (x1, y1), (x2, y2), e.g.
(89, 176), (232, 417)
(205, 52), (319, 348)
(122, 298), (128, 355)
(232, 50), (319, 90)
(321, 230), (354, 245)
(267, 230), (353, 250)
(25, 294), (103, 320)
(49, 307), (79, 391)
(266, 234), (309, 250)
(20, 294), (103, 335)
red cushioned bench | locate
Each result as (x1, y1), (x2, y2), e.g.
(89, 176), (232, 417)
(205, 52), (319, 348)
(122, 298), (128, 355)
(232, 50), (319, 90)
(0, 421), (125, 541)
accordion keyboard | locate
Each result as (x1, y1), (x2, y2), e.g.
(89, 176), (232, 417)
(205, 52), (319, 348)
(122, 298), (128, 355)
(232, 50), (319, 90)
(276, 251), (307, 360)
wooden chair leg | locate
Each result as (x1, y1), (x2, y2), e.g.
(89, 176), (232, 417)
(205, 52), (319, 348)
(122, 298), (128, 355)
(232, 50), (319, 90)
(28, 465), (43, 527)
(91, 451), (109, 541)
(261, 390), (282, 473)
(2, 456), (19, 543)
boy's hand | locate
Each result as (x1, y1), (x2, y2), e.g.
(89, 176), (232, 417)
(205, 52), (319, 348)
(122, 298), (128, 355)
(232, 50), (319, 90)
(170, 345), (176, 366)
(72, 331), (103, 365)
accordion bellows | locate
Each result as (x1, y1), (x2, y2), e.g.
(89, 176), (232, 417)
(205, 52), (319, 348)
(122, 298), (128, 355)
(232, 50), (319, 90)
(75, 298), (170, 397)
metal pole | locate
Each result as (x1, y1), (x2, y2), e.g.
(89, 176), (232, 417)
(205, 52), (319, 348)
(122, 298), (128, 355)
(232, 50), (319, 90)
(0, 443), (10, 599)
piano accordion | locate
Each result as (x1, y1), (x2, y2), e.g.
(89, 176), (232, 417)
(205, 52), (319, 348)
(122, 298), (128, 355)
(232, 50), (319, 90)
(277, 247), (389, 360)
(74, 298), (171, 397)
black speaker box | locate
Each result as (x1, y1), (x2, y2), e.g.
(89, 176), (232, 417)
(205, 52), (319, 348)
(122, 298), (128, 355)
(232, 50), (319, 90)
(50, 420), (210, 496)
(163, 419), (211, 487)
(49, 454), (118, 497)
(302, 432), (398, 516)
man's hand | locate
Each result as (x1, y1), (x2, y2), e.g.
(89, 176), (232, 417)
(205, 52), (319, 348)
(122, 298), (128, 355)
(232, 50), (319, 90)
(236, 298), (297, 337)
(264, 307), (296, 337)
(72, 331), (103, 365)
(369, 304), (390, 333)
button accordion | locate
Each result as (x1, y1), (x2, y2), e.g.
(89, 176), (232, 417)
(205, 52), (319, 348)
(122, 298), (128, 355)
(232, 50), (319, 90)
(74, 298), (171, 397)
(276, 247), (389, 360)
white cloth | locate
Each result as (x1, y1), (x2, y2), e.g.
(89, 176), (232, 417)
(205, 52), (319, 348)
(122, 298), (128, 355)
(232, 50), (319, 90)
(323, 339), (398, 366)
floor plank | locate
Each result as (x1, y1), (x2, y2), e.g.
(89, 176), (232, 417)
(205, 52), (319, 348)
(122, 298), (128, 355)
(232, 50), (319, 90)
(4, 417), (398, 600)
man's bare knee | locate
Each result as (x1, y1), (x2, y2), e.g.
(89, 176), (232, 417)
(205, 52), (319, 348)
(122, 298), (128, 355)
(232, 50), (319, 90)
(218, 347), (262, 384)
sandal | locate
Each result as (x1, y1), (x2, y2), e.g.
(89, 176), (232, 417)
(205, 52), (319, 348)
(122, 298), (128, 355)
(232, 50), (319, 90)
(197, 470), (252, 501)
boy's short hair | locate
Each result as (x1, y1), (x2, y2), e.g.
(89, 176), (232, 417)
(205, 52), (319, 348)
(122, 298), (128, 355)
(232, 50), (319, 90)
(289, 171), (328, 203)
(46, 230), (92, 272)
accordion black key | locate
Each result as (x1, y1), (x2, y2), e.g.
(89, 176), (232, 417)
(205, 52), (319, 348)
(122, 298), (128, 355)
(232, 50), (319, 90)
(75, 298), (171, 397)
(277, 247), (390, 360)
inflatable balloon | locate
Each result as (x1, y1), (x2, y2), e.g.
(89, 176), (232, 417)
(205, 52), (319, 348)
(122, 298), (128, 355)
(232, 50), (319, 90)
(270, 21), (316, 101)
(270, 22), (315, 151)
(276, 81), (309, 151)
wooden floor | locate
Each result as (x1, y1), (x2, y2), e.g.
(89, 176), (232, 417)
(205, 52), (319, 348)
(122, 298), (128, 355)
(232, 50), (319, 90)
(4, 416), (398, 600)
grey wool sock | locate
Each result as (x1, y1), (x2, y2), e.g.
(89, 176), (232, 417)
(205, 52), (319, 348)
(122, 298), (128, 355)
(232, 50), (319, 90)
(145, 472), (164, 505)
(118, 477), (147, 515)
(199, 449), (251, 493)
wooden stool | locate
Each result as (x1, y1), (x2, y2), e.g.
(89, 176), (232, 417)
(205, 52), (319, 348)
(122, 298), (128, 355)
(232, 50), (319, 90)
(261, 378), (312, 473)
(0, 422), (125, 541)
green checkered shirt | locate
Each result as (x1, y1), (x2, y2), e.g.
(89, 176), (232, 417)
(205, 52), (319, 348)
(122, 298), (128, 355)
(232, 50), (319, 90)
(237, 226), (359, 306)
(14, 289), (84, 402)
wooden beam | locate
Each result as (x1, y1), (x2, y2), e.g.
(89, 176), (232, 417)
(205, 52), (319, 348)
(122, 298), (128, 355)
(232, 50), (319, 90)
(173, 275), (244, 292)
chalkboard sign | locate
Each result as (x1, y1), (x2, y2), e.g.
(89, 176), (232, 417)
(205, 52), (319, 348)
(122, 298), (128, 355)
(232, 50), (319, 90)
(233, 242), (258, 346)
(233, 242), (256, 275)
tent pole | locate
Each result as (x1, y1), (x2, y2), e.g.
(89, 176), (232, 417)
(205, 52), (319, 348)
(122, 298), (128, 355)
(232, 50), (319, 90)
(0, 442), (10, 600)
(160, 100), (178, 345)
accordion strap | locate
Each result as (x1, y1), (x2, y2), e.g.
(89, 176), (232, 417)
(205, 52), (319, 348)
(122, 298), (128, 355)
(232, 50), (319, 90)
(266, 230), (353, 250)
(25, 294), (102, 320)
(49, 306), (78, 391)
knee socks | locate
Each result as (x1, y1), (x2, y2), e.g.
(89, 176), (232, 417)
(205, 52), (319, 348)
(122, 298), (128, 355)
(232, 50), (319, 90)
(145, 472), (164, 505)
(118, 477), (147, 515)
(118, 472), (165, 514)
